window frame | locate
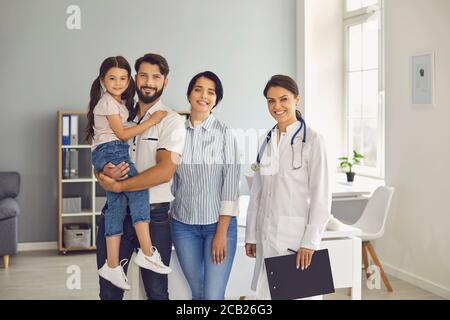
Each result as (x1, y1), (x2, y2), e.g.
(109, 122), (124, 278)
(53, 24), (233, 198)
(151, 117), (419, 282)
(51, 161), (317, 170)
(343, 0), (385, 178)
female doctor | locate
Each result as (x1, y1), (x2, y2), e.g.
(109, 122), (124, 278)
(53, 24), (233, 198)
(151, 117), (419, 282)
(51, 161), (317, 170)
(245, 75), (331, 299)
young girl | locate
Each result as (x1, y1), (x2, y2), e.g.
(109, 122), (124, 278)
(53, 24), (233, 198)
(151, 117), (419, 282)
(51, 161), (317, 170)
(86, 56), (171, 291)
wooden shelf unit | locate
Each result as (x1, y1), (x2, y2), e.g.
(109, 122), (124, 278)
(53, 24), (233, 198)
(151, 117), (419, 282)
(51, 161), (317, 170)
(57, 111), (101, 254)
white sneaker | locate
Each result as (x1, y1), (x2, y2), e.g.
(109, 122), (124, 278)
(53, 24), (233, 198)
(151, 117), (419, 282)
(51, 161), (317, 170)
(327, 214), (345, 231)
(97, 259), (131, 291)
(133, 247), (172, 274)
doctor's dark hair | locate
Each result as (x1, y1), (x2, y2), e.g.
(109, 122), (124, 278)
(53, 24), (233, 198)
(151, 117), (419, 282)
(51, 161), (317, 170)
(263, 74), (302, 119)
(85, 56), (136, 143)
(134, 53), (170, 77)
(187, 71), (223, 109)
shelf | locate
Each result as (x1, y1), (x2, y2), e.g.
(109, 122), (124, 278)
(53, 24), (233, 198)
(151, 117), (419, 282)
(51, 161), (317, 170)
(62, 178), (94, 183)
(62, 210), (96, 217)
(62, 145), (91, 149)
(58, 111), (98, 254)
(62, 212), (102, 217)
(60, 246), (96, 253)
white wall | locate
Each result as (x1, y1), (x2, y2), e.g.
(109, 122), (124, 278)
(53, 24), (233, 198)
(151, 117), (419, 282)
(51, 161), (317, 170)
(379, 0), (450, 298)
(298, 0), (450, 298)
(298, 0), (345, 180)
(0, 0), (296, 242)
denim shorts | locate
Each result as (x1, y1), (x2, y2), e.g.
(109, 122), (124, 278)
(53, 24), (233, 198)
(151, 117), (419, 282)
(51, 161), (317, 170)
(92, 140), (131, 172)
(92, 140), (150, 236)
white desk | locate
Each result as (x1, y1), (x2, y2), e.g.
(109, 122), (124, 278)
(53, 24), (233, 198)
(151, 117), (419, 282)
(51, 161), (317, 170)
(321, 225), (362, 300)
(332, 173), (385, 224)
(332, 174), (385, 199)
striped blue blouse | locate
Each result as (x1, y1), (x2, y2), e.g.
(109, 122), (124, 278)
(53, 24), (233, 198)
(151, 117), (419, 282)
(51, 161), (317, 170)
(171, 114), (241, 225)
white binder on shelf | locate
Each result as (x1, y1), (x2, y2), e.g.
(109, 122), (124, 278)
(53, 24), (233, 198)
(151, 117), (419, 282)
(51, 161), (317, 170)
(70, 115), (78, 145)
(62, 115), (71, 145)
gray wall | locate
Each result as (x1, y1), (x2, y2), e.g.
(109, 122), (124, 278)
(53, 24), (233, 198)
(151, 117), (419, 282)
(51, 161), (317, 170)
(0, 0), (296, 242)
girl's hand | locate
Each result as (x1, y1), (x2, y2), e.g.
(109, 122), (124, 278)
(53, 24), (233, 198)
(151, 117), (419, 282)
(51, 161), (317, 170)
(245, 243), (256, 258)
(296, 247), (315, 270)
(148, 110), (168, 125)
(97, 172), (122, 193)
(211, 231), (227, 264)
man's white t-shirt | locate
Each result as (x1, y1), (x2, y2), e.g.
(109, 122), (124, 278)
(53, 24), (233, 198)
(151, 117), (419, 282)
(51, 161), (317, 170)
(129, 100), (186, 204)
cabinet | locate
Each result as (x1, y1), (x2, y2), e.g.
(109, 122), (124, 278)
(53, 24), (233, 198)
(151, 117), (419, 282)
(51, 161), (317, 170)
(57, 111), (103, 254)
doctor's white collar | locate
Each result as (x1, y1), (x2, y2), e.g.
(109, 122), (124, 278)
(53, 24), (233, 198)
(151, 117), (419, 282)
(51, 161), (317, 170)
(272, 120), (302, 134)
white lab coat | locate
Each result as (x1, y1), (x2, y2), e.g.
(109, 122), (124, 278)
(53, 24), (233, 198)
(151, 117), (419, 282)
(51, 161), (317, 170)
(245, 121), (331, 299)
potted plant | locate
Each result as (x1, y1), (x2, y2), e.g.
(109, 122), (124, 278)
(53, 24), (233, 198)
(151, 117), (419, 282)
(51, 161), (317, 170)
(339, 150), (364, 182)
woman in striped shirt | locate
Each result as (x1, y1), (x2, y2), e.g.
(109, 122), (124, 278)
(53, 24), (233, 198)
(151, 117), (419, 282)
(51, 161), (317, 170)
(170, 71), (241, 300)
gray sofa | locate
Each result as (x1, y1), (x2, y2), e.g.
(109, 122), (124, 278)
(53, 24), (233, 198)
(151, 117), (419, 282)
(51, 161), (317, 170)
(0, 172), (20, 268)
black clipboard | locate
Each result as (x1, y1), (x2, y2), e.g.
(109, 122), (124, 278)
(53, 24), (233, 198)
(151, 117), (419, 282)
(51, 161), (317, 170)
(264, 249), (335, 300)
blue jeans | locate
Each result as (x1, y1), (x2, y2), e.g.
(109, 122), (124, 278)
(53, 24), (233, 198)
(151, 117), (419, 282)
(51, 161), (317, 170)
(171, 217), (237, 300)
(96, 203), (172, 300)
(92, 140), (149, 236)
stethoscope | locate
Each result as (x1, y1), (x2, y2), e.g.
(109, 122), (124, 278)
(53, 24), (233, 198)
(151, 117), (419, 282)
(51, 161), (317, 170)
(251, 115), (307, 172)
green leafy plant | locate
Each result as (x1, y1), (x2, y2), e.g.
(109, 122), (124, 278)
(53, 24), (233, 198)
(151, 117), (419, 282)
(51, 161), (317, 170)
(339, 150), (364, 173)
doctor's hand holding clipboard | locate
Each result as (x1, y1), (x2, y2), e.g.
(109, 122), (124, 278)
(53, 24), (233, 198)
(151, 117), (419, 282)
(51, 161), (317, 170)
(244, 75), (331, 300)
(246, 246), (315, 271)
(288, 248), (315, 270)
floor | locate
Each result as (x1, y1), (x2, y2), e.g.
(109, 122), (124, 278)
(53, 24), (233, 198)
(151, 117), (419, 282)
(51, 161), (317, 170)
(0, 251), (444, 300)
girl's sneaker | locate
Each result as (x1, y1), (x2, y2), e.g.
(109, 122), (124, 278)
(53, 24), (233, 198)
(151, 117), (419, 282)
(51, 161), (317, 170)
(97, 259), (131, 291)
(133, 247), (172, 274)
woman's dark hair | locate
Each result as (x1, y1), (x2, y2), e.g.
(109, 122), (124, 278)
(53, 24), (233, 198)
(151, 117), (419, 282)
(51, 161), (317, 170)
(263, 74), (302, 119)
(134, 53), (170, 77)
(186, 71), (223, 109)
(85, 56), (136, 143)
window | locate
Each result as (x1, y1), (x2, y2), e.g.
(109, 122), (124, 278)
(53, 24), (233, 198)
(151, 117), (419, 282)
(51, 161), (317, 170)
(344, 0), (384, 177)
(346, 0), (379, 12)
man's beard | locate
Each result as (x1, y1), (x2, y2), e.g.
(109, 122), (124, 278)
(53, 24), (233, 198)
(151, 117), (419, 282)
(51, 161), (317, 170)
(136, 86), (164, 104)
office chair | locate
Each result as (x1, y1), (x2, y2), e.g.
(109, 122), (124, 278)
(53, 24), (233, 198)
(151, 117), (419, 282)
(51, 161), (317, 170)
(351, 186), (395, 292)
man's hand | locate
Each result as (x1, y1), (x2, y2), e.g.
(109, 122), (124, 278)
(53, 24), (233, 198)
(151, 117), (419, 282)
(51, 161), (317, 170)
(97, 172), (122, 193)
(102, 162), (130, 180)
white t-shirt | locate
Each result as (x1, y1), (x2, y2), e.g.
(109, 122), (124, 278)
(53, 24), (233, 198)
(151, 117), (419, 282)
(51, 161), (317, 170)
(92, 92), (129, 149)
(129, 100), (187, 204)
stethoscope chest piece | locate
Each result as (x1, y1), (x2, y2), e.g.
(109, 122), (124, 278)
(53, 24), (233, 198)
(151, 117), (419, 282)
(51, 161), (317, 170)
(251, 162), (260, 172)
